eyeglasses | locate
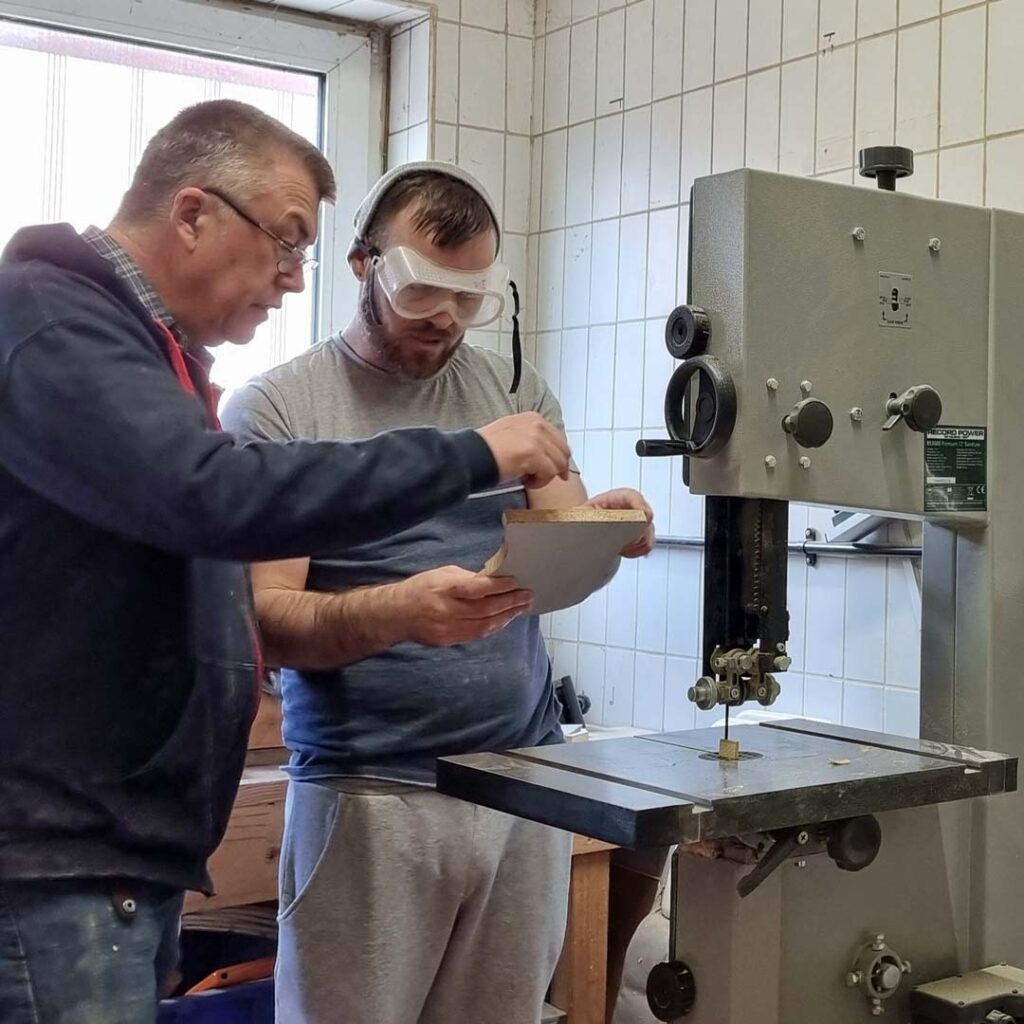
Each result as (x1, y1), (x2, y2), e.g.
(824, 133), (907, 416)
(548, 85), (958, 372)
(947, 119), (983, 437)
(202, 186), (319, 274)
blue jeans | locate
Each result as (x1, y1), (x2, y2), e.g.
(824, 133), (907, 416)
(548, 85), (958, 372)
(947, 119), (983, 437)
(0, 878), (183, 1024)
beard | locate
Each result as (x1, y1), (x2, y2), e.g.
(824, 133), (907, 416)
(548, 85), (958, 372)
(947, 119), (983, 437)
(360, 278), (462, 380)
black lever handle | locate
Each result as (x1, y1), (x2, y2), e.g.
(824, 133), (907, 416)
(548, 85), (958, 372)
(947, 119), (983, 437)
(636, 438), (691, 458)
(737, 827), (807, 897)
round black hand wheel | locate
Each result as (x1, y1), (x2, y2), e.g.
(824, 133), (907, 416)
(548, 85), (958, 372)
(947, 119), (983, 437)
(663, 355), (737, 459)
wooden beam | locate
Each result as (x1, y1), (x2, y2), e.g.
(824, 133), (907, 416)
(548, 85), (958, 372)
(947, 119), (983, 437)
(183, 767), (286, 914)
(550, 847), (612, 1024)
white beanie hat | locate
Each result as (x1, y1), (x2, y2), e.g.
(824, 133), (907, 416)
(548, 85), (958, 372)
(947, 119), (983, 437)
(350, 161), (500, 256)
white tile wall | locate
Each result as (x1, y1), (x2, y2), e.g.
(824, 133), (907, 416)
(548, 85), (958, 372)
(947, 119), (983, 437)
(546, 0), (573, 32)
(896, 20), (939, 153)
(645, 206), (679, 319)
(783, 0), (819, 61)
(621, 106), (653, 214)
(616, 212), (648, 319)
(592, 113), (623, 219)
(747, 68), (781, 170)
(585, 325), (615, 428)
(649, 97), (682, 207)
(461, 0), (506, 32)
(939, 6), (986, 146)
(749, 0), (782, 71)
(680, 87), (713, 193)
(541, 128), (567, 228)
(565, 123), (596, 224)
(988, 0), (1024, 136)
(714, 0), (748, 81)
(858, 0), (896, 38)
(683, 0), (715, 91)
(544, 26), (571, 130)
(596, 9), (626, 114)
(985, 133), (1024, 213)
(820, 0), (855, 46)
(589, 218), (619, 322)
(385, 0), (1024, 738)
(779, 56), (817, 175)
(815, 45), (854, 171)
(939, 141), (984, 205)
(624, 0), (654, 109)
(389, 26), (411, 132)
(603, 646), (636, 726)
(855, 33), (895, 150)
(652, 0), (684, 100)
(633, 651), (667, 730)
(900, 0), (940, 26)
(664, 657), (699, 731)
(460, 26), (506, 129)
(569, 19), (598, 124)
(712, 78), (746, 172)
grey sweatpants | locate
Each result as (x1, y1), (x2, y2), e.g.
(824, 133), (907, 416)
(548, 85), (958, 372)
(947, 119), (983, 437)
(276, 778), (573, 1024)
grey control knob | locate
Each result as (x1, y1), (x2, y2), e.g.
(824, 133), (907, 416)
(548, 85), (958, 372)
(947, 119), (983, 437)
(756, 674), (781, 707)
(883, 385), (942, 433)
(782, 398), (834, 449)
(687, 676), (718, 711)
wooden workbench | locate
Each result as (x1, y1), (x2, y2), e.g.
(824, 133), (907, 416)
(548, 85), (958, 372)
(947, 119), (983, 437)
(185, 767), (622, 1024)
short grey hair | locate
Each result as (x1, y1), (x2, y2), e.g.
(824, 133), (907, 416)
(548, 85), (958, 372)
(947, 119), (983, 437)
(116, 99), (335, 223)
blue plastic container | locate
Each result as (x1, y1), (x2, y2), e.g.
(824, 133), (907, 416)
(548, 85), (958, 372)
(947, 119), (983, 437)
(156, 929), (276, 1023)
(157, 978), (274, 1024)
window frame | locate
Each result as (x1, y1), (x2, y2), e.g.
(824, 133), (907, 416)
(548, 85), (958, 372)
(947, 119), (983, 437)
(0, 0), (386, 338)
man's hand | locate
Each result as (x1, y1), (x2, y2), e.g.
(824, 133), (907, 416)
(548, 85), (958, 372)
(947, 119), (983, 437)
(476, 412), (572, 489)
(394, 565), (534, 646)
(584, 488), (655, 558)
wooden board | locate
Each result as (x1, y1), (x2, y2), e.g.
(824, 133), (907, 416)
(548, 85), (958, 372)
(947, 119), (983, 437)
(550, 846), (612, 1024)
(480, 509), (648, 615)
(183, 766), (287, 914)
(247, 691), (283, 750)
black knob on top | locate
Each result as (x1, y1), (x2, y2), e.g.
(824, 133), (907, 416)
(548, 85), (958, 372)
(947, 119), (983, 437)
(664, 305), (711, 359)
(858, 146), (914, 191)
(782, 398), (834, 449)
(883, 385), (942, 433)
(647, 960), (697, 1021)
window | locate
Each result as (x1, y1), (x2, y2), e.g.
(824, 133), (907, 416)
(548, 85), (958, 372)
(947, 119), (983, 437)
(0, 0), (383, 404)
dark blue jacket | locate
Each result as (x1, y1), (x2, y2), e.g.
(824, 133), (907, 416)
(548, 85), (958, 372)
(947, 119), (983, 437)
(0, 225), (497, 893)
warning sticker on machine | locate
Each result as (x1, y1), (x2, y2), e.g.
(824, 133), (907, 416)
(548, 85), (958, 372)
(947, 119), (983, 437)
(924, 427), (987, 512)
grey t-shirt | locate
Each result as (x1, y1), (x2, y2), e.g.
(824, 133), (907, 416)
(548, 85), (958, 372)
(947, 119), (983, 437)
(221, 335), (571, 785)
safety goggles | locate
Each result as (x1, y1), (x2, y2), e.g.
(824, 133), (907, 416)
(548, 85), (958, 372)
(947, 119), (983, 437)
(370, 245), (509, 328)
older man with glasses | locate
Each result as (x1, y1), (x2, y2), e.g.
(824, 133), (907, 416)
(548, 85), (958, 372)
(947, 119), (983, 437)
(0, 101), (571, 1024)
(201, 185), (321, 274)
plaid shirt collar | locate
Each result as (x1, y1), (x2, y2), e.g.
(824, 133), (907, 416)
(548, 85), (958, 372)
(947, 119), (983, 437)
(82, 225), (190, 349)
